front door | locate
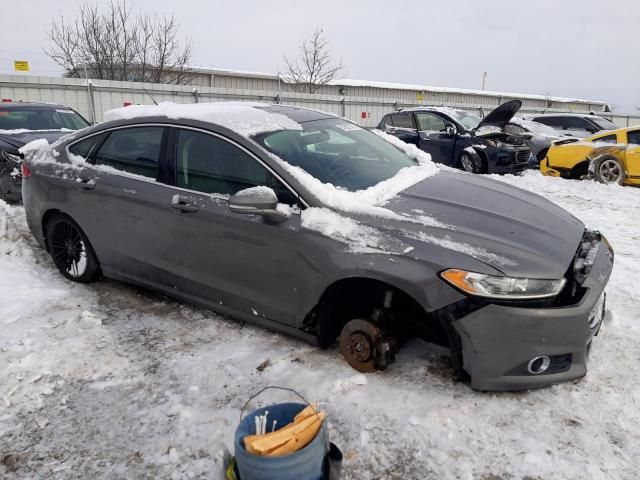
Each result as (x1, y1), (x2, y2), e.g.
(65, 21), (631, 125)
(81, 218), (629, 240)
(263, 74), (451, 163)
(625, 130), (640, 179)
(158, 127), (302, 325)
(414, 112), (455, 165)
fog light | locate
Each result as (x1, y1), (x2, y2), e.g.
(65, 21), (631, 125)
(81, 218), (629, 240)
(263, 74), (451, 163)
(527, 356), (551, 374)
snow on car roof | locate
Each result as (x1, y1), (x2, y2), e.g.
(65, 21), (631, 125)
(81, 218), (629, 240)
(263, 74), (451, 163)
(103, 102), (303, 137)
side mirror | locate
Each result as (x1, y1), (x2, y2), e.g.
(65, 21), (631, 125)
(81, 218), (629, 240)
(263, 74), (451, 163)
(228, 187), (289, 223)
(445, 124), (456, 136)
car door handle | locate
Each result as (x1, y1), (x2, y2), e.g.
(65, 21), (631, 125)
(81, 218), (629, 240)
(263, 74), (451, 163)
(74, 177), (96, 190)
(170, 195), (199, 213)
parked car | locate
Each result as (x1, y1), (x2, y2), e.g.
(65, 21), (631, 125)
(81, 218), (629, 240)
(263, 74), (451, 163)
(541, 126), (640, 185)
(378, 100), (532, 174)
(504, 117), (564, 168)
(0, 102), (89, 202)
(21, 102), (613, 390)
(525, 113), (617, 139)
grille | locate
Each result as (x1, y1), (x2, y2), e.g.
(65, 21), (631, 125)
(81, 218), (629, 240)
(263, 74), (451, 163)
(514, 149), (531, 163)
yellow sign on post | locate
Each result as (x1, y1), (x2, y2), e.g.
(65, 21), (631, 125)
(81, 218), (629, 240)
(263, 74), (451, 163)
(14, 60), (30, 72)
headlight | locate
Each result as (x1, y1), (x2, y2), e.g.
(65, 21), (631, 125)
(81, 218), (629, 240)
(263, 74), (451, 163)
(440, 269), (566, 300)
(484, 140), (503, 148)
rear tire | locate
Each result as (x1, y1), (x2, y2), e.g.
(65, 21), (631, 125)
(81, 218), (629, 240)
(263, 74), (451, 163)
(46, 214), (101, 283)
(593, 156), (624, 185)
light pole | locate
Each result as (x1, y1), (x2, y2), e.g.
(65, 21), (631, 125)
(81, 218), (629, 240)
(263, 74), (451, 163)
(481, 71), (487, 91)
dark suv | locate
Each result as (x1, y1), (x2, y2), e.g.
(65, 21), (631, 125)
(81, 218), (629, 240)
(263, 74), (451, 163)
(378, 100), (532, 174)
(526, 113), (617, 139)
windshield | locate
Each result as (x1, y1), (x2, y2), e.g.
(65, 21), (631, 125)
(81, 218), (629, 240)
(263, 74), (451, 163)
(0, 107), (89, 131)
(445, 109), (481, 130)
(255, 119), (416, 191)
(591, 117), (617, 130)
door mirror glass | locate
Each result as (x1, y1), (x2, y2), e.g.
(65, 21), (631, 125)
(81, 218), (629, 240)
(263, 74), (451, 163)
(228, 187), (288, 223)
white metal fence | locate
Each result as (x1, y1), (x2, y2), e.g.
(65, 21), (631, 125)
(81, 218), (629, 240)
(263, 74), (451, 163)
(2, 73), (639, 128)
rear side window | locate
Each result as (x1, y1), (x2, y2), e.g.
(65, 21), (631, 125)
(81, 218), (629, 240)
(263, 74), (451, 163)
(593, 134), (617, 144)
(176, 129), (296, 204)
(390, 113), (415, 129)
(380, 115), (393, 127)
(94, 127), (164, 179)
(627, 130), (640, 145)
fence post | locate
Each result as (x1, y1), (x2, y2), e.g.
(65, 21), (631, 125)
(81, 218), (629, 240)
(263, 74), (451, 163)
(192, 88), (199, 103)
(86, 80), (96, 124)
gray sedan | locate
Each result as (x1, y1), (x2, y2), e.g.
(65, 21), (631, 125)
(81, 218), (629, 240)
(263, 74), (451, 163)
(21, 103), (613, 390)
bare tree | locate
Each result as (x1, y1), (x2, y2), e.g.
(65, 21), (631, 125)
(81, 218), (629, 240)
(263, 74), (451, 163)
(283, 28), (344, 94)
(45, 1), (193, 85)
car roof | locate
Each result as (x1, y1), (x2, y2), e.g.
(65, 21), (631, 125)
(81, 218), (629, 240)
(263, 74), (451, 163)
(0, 102), (73, 110)
(528, 113), (604, 119)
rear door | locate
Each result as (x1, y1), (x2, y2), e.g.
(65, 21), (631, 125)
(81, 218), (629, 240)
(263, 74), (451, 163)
(69, 125), (177, 279)
(414, 112), (455, 164)
(158, 127), (302, 325)
(387, 113), (419, 145)
(625, 130), (640, 179)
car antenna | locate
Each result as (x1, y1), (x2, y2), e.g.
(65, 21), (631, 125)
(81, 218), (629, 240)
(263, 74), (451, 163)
(142, 87), (158, 105)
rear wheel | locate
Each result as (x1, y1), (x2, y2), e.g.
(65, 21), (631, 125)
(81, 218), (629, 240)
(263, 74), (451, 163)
(46, 214), (100, 282)
(593, 156), (624, 185)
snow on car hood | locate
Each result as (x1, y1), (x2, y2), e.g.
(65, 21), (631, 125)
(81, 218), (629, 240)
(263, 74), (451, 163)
(476, 99), (522, 130)
(383, 171), (585, 278)
(104, 102), (303, 137)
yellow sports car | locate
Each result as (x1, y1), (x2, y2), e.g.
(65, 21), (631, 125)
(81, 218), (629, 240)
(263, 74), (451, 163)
(540, 127), (640, 185)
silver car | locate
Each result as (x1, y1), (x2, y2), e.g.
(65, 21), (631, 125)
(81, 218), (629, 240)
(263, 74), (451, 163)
(21, 103), (613, 391)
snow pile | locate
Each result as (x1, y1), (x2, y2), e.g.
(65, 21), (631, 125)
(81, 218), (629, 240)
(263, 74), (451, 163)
(104, 102), (302, 137)
(1, 171), (640, 478)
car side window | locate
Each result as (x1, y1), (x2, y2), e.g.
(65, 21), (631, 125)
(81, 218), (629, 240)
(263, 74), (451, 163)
(94, 127), (164, 179)
(534, 117), (560, 128)
(68, 133), (107, 161)
(627, 131), (640, 145)
(176, 129), (297, 204)
(415, 113), (447, 132)
(380, 115), (393, 128)
(593, 134), (617, 144)
(390, 113), (415, 129)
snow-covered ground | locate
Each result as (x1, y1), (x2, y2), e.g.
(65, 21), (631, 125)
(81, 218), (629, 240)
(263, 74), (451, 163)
(1, 171), (639, 479)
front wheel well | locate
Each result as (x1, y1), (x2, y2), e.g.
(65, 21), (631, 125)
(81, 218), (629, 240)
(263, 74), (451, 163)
(314, 277), (449, 351)
(569, 160), (590, 179)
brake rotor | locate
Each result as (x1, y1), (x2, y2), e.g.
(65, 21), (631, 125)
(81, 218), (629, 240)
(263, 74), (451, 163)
(339, 319), (384, 373)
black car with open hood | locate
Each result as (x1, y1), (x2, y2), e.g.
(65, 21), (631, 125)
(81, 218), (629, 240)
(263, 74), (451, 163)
(377, 100), (532, 174)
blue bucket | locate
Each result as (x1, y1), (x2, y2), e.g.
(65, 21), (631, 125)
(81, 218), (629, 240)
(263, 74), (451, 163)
(234, 402), (329, 480)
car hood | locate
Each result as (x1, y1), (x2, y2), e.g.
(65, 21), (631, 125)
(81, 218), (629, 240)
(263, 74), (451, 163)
(0, 130), (71, 151)
(476, 100), (522, 130)
(380, 171), (584, 279)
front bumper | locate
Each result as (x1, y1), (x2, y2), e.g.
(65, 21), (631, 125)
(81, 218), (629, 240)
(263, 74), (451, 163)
(487, 148), (532, 174)
(451, 234), (614, 391)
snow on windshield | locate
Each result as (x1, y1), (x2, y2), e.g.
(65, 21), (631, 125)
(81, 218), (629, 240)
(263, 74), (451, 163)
(104, 102), (302, 137)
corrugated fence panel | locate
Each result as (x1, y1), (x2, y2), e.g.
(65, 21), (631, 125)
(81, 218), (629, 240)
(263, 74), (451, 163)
(2, 74), (639, 128)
